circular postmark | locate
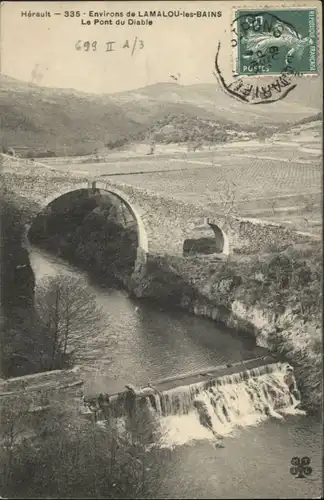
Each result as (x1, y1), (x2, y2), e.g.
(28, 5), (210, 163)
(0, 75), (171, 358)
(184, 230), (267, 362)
(215, 9), (318, 104)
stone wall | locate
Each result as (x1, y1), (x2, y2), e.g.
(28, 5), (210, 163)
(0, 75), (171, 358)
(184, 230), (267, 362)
(2, 170), (311, 262)
(0, 367), (84, 412)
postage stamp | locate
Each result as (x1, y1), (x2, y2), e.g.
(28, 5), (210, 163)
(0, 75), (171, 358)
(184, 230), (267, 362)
(232, 8), (318, 75)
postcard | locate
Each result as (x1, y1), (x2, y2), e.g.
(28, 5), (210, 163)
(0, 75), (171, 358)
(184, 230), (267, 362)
(0, 1), (322, 499)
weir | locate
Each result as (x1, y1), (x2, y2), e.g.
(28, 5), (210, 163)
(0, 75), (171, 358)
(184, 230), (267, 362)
(0, 359), (301, 446)
(83, 358), (301, 437)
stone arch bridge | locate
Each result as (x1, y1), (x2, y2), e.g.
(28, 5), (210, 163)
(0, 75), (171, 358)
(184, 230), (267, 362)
(2, 166), (307, 278)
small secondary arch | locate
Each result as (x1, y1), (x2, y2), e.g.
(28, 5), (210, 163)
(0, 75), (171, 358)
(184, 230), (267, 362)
(208, 222), (229, 255)
(183, 218), (229, 257)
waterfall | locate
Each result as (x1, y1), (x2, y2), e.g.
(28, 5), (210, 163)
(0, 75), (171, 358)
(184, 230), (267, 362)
(147, 362), (302, 447)
(88, 362), (303, 448)
(147, 363), (298, 416)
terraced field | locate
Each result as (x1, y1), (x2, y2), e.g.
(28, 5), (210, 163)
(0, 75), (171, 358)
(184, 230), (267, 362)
(114, 157), (320, 202)
(7, 141), (321, 235)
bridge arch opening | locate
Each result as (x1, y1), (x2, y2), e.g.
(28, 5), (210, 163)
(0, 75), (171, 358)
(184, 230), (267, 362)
(183, 220), (229, 257)
(7, 147), (15, 157)
(27, 181), (149, 275)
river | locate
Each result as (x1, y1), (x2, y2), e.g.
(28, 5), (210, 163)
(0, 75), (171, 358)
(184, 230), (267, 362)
(29, 246), (322, 499)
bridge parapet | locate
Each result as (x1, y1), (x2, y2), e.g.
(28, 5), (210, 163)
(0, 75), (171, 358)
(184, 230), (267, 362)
(1, 167), (311, 263)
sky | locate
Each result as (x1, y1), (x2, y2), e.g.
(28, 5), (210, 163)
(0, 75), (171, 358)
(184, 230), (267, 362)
(1, 0), (322, 94)
(1, 0), (231, 93)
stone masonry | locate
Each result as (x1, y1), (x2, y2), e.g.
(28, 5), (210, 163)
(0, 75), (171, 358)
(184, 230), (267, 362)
(1, 161), (311, 277)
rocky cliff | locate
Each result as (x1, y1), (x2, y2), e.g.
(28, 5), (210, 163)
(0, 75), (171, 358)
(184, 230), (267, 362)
(129, 247), (322, 413)
(0, 191), (40, 377)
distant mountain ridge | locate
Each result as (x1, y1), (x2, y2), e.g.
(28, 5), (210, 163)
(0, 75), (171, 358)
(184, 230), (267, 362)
(0, 74), (321, 157)
(110, 80), (321, 125)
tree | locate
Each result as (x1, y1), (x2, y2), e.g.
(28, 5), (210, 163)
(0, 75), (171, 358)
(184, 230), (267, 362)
(0, 368), (177, 499)
(0, 397), (86, 498)
(191, 140), (203, 152)
(35, 274), (105, 369)
(0, 398), (34, 488)
(0, 398), (171, 499)
(124, 405), (159, 498)
(300, 194), (317, 216)
(147, 140), (156, 155)
(205, 166), (241, 228)
(265, 199), (278, 216)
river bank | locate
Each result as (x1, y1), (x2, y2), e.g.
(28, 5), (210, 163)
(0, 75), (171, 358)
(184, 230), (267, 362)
(4, 187), (320, 413)
(25, 236), (322, 414)
(129, 244), (322, 414)
(2, 244), (321, 500)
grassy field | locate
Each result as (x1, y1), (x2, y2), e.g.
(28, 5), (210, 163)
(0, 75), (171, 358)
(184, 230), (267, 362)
(46, 142), (322, 235)
(3, 140), (321, 235)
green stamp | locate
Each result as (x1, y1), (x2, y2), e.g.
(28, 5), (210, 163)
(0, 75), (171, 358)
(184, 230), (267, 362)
(233, 9), (318, 75)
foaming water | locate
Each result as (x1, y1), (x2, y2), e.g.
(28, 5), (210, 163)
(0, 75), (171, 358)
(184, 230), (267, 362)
(159, 414), (212, 447)
(157, 414), (322, 499)
(30, 247), (322, 498)
(99, 363), (303, 449)
(145, 364), (301, 448)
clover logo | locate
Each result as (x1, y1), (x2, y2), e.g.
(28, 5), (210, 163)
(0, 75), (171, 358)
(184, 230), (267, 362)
(290, 456), (312, 478)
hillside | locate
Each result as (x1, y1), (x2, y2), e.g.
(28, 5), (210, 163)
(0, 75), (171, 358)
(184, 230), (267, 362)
(271, 117), (322, 159)
(0, 75), (143, 156)
(111, 81), (320, 126)
(0, 74), (321, 157)
(141, 113), (259, 147)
